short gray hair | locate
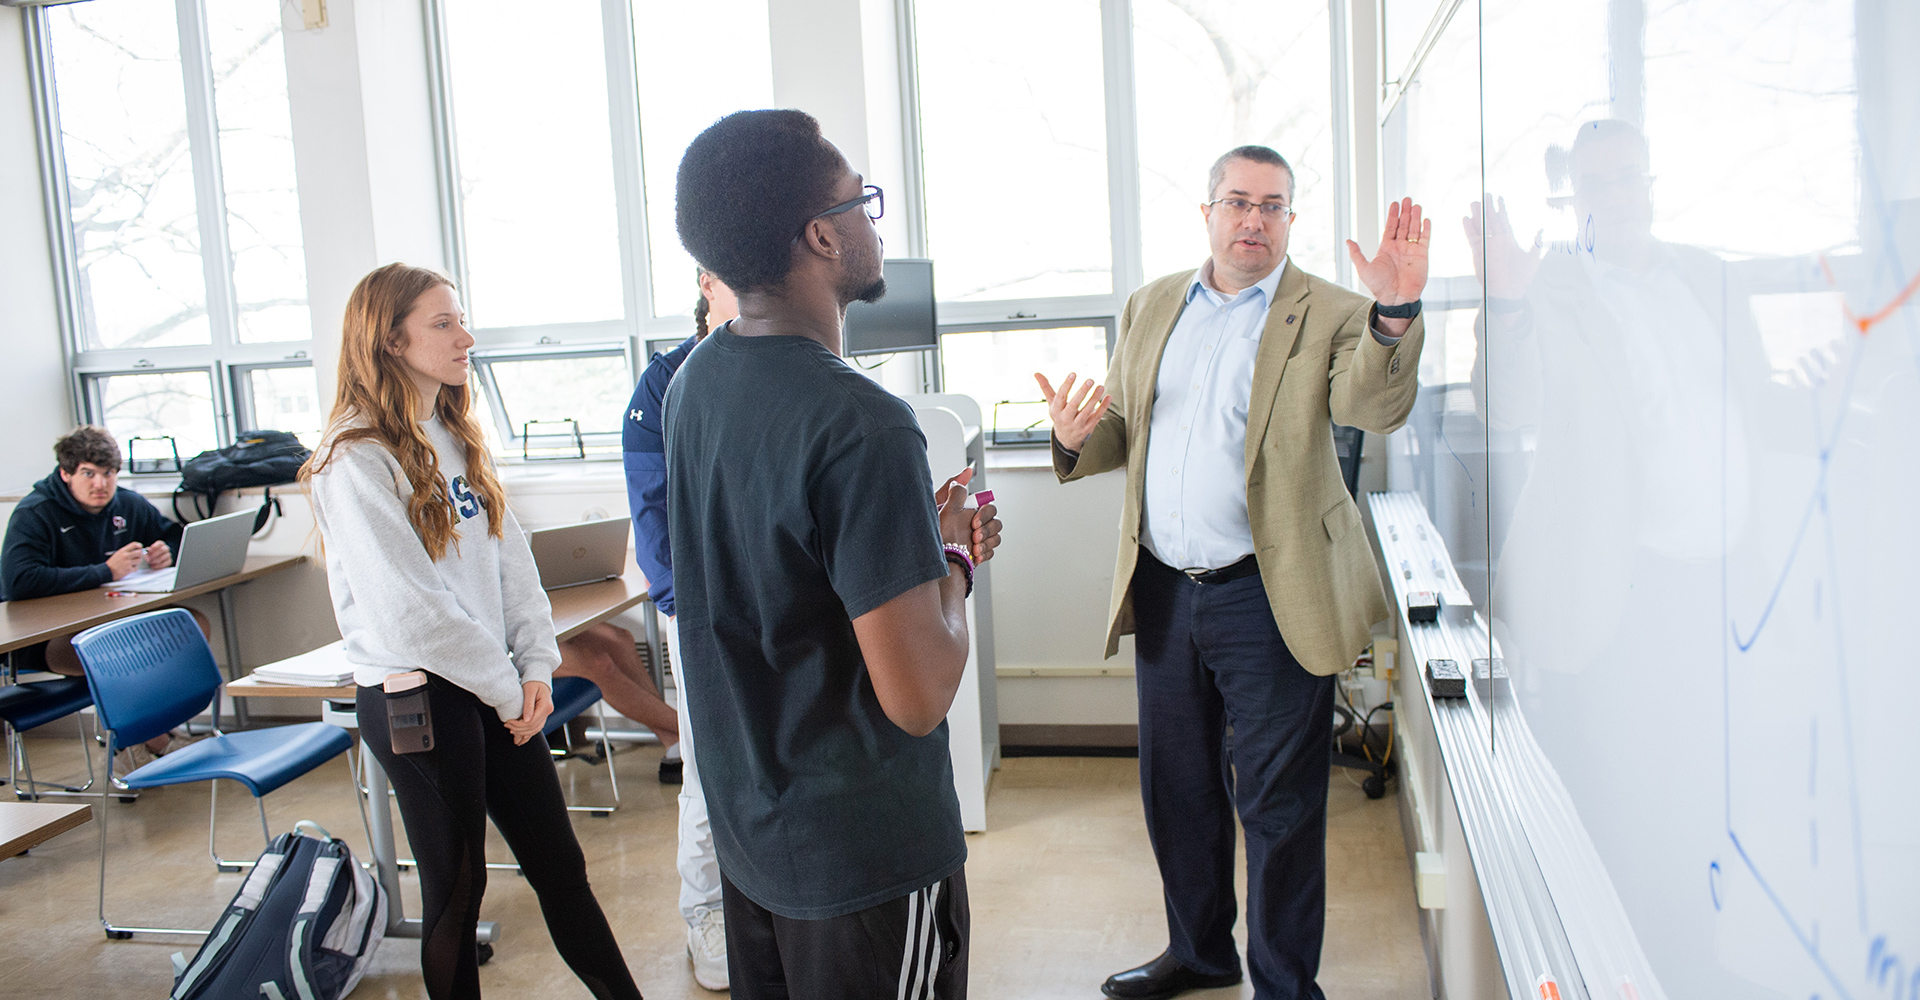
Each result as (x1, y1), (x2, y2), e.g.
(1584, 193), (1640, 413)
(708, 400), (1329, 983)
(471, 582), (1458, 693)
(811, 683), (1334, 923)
(1206, 145), (1294, 202)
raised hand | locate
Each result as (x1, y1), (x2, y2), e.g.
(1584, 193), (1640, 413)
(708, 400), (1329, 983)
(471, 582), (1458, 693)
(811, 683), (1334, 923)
(1347, 196), (1432, 307)
(1464, 195), (1542, 299)
(1033, 371), (1112, 452)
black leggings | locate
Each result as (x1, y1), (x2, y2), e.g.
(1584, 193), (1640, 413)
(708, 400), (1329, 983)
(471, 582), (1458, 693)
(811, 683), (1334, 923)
(358, 675), (643, 1000)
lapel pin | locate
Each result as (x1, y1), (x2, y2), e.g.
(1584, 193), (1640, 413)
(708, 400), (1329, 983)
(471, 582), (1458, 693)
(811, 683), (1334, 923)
(1285, 314), (1296, 325)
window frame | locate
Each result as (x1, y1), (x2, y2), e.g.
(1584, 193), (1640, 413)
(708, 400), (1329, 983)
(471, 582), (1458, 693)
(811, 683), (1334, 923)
(27, 0), (317, 463)
(935, 315), (1117, 442)
(468, 341), (636, 457)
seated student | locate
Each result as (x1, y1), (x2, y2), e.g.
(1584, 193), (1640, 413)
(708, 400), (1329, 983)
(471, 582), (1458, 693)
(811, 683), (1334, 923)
(551, 620), (681, 777)
(0, 425), (205, 769)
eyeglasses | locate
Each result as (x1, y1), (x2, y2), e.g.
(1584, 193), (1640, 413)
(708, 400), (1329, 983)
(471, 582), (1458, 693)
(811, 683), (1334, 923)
(1204, 197), (1292, 221)
(808, 185), (884, 227)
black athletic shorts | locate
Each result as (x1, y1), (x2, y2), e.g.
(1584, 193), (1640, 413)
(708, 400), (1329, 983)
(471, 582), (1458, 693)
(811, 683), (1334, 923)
(723, 867), (968, 1000)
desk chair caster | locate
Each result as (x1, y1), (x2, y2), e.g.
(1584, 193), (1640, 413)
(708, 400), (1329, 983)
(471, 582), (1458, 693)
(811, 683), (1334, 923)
(1362, 774), (1387, 799)
(106, 930), (133, 940)
(477, 942), (494, 966)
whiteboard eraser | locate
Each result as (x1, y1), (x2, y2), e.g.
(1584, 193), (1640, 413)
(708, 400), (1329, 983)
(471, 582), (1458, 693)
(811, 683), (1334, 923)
(1407, 591), (1441, 623)
(1472, 657), (1510, 699)
(1426, 658), (1465, 698)
(1415, 851), (1446, 909)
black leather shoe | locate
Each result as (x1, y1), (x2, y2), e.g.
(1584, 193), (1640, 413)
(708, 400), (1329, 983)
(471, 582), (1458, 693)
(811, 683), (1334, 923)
(1101, 951), (1242, 999)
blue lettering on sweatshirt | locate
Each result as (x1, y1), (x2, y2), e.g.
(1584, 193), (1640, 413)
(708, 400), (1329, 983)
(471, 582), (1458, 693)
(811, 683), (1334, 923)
(450, 476), (480, 520)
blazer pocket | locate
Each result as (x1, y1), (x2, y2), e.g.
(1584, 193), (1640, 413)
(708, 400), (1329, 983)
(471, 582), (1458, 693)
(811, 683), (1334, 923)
(1322, 498), (1362, 543)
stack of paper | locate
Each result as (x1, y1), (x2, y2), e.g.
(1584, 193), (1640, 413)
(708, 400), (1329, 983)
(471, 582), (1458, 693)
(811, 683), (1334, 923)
(250, 641), (355, 687)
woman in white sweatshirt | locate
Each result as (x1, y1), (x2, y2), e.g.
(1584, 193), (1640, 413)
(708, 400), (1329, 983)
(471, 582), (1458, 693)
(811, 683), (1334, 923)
(305, 263), (644, 1000)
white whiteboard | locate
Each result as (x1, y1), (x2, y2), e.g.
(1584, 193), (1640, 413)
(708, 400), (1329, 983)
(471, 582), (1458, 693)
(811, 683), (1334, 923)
(1384, 0), (1920, 997)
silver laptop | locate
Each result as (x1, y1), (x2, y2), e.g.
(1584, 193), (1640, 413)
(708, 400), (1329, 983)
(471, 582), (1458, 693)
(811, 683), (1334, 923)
(104, 508), (255, 593)
(528, 518), (631, 590)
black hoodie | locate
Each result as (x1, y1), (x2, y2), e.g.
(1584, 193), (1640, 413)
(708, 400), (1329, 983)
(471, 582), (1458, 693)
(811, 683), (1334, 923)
(1, 469), (183, 601)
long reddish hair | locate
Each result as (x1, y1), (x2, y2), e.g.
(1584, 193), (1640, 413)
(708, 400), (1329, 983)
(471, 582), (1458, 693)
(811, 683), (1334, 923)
(302, 263), (506, 560)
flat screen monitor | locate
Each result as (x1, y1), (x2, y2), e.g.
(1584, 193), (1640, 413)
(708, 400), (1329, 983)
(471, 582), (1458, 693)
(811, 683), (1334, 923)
(843, 258), (937, 357)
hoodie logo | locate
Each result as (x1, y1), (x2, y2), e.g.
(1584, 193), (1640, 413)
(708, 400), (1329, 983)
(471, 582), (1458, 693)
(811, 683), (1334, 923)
(112, 515), (127, 532)
(60, 525), (73, 533)
(449, 476), (480, 520)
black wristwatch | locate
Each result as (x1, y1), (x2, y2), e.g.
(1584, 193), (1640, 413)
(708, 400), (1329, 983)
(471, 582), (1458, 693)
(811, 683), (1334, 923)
(1374, 299), (1422, 320)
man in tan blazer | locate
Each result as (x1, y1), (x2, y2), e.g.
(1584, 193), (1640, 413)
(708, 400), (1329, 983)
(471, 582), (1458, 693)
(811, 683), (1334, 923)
(1037, 145), (1428, 1000)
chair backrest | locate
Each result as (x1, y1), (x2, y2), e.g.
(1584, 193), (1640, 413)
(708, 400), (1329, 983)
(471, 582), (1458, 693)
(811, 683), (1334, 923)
(71, 609), (222, 750)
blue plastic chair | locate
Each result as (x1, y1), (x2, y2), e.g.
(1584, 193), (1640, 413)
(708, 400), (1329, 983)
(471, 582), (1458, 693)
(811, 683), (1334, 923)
(70, 609), (354, 939)
(1, 669), (100, 800)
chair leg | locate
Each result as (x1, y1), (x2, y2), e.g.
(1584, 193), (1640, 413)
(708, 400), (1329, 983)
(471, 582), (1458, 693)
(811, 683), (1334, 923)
(208, 779), (260, 872)
(98, 738), (207, 940)
(7, 718), (100, 800)
(561, 702), (621, 817)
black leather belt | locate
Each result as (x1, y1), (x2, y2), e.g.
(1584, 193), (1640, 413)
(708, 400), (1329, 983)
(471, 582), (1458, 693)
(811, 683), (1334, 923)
(1183, 554), (1259, 585)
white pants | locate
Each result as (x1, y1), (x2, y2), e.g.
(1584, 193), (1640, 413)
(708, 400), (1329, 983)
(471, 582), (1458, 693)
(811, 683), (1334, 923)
(665, 615), (723, 921)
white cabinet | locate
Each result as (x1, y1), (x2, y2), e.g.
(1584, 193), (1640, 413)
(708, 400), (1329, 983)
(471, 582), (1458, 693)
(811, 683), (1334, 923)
(904, 393), (1000, 832)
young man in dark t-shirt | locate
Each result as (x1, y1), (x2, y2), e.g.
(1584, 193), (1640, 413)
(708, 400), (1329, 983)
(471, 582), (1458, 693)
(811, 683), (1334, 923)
(665, 109), (1002, 998)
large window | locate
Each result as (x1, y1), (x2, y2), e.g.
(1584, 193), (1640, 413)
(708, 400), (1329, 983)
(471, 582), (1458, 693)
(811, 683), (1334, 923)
(40, 0), (318, 458)
(433, 0), (773, 456)
(915, 0), (1114, 303)
(910, 0), (1347, 440)
(1132, 0), (1335, 281)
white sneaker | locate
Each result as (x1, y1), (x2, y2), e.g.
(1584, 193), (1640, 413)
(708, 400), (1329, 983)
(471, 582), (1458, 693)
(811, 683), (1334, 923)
(687, 904), (729, 990)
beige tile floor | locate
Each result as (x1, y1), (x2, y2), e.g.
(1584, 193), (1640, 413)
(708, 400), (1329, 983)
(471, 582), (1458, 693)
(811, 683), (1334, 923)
(0, 734), (1428, 998)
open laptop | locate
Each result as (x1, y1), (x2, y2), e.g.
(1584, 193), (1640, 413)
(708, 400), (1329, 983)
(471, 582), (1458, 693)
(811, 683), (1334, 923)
(103, 508), (255, 593)
(528, 518), (631, 590)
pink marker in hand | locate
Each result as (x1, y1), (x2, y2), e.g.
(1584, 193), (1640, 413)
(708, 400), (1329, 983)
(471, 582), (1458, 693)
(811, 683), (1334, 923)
(973, 490), (994, 506)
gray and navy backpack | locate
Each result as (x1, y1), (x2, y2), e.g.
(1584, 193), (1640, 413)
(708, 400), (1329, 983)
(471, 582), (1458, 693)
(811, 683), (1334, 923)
(170, 823), (386, 1000)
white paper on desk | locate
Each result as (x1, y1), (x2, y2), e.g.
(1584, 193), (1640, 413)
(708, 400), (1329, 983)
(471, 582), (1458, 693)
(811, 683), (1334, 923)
(101, 567), (177, 592)
(248, 640), (355, 686)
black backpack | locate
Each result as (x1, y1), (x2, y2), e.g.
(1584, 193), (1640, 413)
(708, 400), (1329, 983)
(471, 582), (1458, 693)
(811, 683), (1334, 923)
(169, 824), (387, 1000)
(174, 430), (311, 528)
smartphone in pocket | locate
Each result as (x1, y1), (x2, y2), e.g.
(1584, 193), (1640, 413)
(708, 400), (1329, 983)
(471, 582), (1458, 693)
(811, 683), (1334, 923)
(384, 670), (434, 754)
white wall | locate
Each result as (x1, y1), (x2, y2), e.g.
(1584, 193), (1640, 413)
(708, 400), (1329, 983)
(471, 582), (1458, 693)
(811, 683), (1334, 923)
(0, 11), (76, 495)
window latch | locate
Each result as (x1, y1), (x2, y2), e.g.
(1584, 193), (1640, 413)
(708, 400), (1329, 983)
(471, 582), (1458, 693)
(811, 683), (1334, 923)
(132, 358), (156, 369)
(1008, 311), (1038, 320)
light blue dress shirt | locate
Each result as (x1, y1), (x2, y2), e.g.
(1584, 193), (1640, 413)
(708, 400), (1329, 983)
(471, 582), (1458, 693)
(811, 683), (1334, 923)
(1139, 260), (1289, 572)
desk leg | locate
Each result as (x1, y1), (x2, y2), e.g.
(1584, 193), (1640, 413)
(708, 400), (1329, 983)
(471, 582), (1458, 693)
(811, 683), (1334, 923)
(641, 600), (664, 693)
(360, 737), (499, 945)
(216, 588), (249, 729)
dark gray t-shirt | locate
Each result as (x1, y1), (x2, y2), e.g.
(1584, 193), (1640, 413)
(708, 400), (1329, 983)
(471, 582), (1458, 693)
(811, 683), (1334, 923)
(664, 323), (964, 920)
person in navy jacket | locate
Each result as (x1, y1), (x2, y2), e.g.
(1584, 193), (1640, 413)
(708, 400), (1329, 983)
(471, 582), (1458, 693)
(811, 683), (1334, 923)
(621, 266), (737, 990)
(1, 426), (201, 765)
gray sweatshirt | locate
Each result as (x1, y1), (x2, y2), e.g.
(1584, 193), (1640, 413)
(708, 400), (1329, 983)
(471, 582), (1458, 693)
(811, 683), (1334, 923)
(309, 415), (558, 721)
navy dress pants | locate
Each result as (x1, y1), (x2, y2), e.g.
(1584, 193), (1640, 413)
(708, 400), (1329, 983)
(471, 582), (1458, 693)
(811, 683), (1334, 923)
(1131, 550), (1335, 1000)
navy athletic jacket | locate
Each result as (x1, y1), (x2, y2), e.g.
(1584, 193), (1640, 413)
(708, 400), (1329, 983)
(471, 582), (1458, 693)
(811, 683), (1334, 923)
(622, 335), (698, 617)
(1, 469), (181, 601)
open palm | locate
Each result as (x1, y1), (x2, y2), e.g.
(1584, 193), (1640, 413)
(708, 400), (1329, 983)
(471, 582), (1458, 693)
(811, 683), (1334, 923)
(1346, 197), (1431, 306)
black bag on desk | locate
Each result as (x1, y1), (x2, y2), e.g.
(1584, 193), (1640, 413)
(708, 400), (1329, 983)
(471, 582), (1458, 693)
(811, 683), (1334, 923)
(170, 823), (387, 1000)
(174, 430), (311, 528)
